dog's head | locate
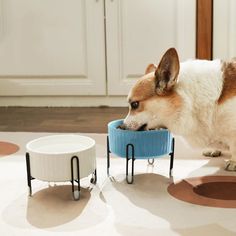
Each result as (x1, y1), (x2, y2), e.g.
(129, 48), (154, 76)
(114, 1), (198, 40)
(124, 48), (182, 131)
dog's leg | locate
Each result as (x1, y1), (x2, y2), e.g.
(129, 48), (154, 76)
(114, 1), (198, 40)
(203, 150), (221, 157)
(225, 143), (236, 171)
(225, 159), (236, 171)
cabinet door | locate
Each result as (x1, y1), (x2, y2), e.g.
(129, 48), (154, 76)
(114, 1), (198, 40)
(213, 0), (236, 59)
(106, 0), (196, 95)
(0, 0), (106, 95)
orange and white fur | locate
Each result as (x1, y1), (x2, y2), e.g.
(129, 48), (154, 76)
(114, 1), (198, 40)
(124, 48), (236, 171)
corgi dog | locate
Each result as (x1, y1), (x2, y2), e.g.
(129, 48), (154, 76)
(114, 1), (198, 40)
(124, 48), (236, 171)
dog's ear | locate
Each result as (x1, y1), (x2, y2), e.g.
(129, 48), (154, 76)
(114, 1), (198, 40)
(155, 48), (180, 95)
(145, 64), (157, 74)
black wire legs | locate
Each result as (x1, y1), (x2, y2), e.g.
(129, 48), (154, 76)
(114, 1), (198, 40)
(107, 136), (111, 176)
(90, 169), (97, 184)
(169, 138), (175, 177)
(107, 137), (135, 184)
(107, 136), (175, 184)
(148, 158), (155, 165)
(107, 136), (135, 184)
(126, 144), (135, 184)
(26, 153), (96, 201)
(71, 156), (81, 201)
(71, 156), (97, 200)
(26, 152), (34, 196)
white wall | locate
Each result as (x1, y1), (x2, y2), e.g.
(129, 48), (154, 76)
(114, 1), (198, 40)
(213, 0), (236, 59)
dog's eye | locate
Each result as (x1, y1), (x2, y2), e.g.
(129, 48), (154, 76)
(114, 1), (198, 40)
(131, 101), (139, 110)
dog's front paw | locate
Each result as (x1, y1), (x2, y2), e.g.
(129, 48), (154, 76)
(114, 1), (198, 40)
(203, 150), (221, 157)
(225, 160), (236, 171)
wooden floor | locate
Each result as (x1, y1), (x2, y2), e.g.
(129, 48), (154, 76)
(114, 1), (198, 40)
(0, 107), (128, 133)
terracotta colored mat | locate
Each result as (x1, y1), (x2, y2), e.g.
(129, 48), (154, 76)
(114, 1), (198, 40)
(0, 141), (19, 157)
(168, 176), (236, 208)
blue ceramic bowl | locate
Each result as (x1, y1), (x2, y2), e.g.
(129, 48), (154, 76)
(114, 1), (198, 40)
(108, 119), (173, 159)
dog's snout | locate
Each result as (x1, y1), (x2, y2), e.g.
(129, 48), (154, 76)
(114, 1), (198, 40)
(123, 119), (147, 131)
(123, 119), (139, 131)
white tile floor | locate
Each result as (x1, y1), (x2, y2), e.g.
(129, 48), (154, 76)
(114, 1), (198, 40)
(0, 132), (236, 236)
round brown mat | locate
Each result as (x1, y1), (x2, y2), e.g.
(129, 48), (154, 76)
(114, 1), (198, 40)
(0, 141), (19, 157)
(168, 176), (236, 208)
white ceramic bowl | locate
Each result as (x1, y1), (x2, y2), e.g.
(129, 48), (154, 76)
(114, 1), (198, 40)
(26, 134), (96, 182)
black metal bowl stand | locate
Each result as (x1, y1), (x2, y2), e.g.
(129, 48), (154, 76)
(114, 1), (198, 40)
(107, 136), (175, 184)
(26, 152), (97, 201)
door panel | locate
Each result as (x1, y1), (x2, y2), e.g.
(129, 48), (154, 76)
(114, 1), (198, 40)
(0, 0), (106, 95)
(106, 0), (196, 95)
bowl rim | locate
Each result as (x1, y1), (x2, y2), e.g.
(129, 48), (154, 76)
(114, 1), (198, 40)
(108, 119), (169, 134)
(26, 134), (95, 155)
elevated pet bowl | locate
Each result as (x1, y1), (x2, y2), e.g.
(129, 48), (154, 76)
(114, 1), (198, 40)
(107, 119), (175, 183)
(26, 134), (97, 200)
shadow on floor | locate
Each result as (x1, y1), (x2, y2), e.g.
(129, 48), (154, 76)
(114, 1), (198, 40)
(26, 185), (91, 228)
(100, 160), (236, 235)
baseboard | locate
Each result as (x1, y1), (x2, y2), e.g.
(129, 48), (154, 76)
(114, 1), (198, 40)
(0, 96), (128, 107)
